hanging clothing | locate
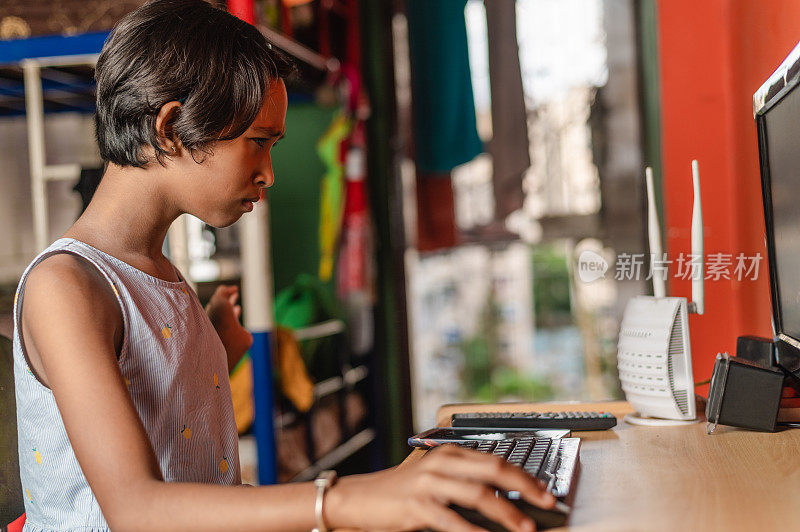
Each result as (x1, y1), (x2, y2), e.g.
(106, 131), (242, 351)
(485, 0), (529, 219)
(13, 238), (240, 531)
(274, 326), (315, 413)
(317, 112), (351, 282)
(336, 128), (376, 355)
(415, 171), (459, 252)
(406, 0), (483, 173)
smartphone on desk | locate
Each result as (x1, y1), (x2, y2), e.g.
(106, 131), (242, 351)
(408, 427), (571, 448)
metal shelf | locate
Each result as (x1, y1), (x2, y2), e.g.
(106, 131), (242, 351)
(314, 364), (369, 399)
(0, 32), (108, 117)
(275, 364), (369, 430)
(293, 319), (346, 341)
(290, 428), (376, 482)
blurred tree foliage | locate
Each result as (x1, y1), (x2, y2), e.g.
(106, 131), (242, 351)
(458, 288), (554, 403)
(532, 244), (572, 327)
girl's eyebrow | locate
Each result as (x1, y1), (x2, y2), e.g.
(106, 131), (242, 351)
(252, 126), (285, 139)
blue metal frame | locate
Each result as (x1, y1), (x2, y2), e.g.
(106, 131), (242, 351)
(0, 32), (109, 117)
(0, 31), (109, 65)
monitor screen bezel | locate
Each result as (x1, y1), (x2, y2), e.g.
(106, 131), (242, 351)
(756, 52), (800, 368)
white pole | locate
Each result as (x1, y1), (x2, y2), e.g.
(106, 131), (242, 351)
(239, 198), (277, 484)
(240, 200), (274, 332)
(22, 59), (48, 252)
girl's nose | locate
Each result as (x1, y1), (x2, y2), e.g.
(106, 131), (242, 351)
(254, 165), (274, 188)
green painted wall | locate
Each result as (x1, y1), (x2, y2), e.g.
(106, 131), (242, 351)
(269, 102), (338, 295)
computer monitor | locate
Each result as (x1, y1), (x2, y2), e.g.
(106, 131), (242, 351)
(755, 41), (800, 371)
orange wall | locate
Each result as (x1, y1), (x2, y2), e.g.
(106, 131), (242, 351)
(657, 0), (800, 384)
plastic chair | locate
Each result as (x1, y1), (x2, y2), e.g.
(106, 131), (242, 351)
(0, 334), (25, 531)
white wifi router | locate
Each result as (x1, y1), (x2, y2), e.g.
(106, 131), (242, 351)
(617, 163), (703, 425)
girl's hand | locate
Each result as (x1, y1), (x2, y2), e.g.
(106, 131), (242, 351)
(205, 285), (253, 371)
(325, 444), (555, 532)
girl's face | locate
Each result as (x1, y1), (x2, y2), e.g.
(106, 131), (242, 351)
(173, 80), (288, 228)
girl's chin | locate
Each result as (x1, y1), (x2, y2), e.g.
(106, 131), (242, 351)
(218, 213), (245, 228)
(193, 211), (243, 229)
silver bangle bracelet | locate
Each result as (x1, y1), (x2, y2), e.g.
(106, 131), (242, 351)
(312, 470), (338, 532)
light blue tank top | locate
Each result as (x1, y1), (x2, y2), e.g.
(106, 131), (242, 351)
(13, 238), (241, 531)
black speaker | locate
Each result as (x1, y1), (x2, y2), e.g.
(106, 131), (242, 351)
(706, 354), (784, 433)
(735, 335), (775, 367)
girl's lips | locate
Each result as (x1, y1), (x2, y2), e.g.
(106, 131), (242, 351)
(242, 191), (263, 212)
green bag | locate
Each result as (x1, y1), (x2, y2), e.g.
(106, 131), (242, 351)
(274, 274), (343, 380)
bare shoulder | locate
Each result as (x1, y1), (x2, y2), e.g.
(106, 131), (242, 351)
(22, 252), (123, 385)
(24, 252), (121, 328)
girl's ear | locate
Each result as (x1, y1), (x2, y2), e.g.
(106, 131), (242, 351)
(154, 101), (183, 153)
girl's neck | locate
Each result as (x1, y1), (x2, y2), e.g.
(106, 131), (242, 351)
(62, 164), (182, 280)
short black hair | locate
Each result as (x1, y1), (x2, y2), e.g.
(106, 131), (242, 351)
(94, 0), (294, 167)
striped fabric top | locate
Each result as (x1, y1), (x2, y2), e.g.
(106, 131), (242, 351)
(13, 238), (241, 531)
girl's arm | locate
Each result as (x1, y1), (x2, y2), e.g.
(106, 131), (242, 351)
(23, 255), (552, 532)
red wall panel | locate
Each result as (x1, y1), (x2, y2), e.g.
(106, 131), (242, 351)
(657, 0), (800, 385)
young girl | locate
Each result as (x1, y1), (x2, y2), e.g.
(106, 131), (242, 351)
(12, 1), (554, 530)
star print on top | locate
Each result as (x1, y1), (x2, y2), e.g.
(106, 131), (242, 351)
(12, 238), (241, 530)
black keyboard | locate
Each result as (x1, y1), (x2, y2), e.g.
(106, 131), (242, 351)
(434, 436), (580, 531)
(452, 411), (617, 431)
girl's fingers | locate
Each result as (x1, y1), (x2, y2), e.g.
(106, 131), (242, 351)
(424, 446), (555, 509)
(214, 285), (238, 296)
(227, 289), (239, 306)
(233, 305), (242, 319)
(416, 498), (486, 532)
(210, 285), (239, 309)
(426, 474), (536, 532)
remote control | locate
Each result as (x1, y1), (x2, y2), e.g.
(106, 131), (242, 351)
(451, 411), (617, 431)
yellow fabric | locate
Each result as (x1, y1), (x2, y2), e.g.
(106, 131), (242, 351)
(230, 356), (254, 434)
(229, 327), (315, 434)
(276, 326), (315, 412)
(317, 112), (351, 281)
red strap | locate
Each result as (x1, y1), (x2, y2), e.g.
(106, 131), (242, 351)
(226, 0), (256, 24)
(7, 513), (26, 532)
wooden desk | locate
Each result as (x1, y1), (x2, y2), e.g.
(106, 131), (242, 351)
(399, 401), (800, 531)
